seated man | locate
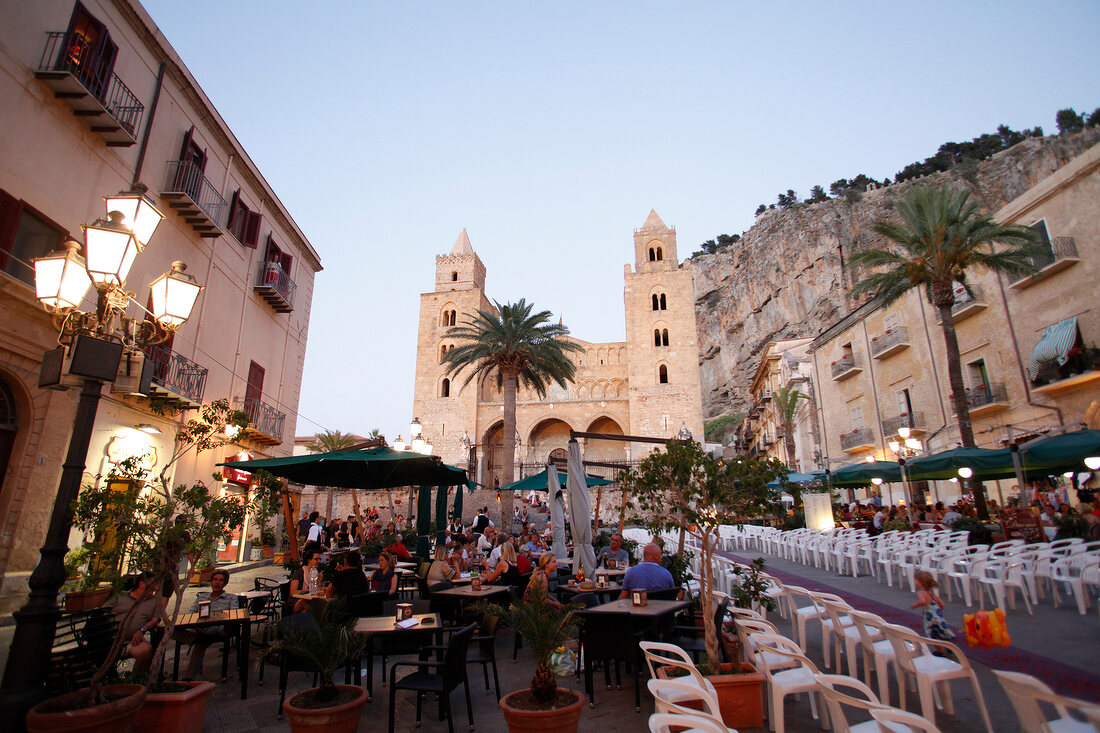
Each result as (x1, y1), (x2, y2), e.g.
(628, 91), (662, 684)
(327, 551), (370, 598)
(596, 533), (630, 568)
(112, 571), (166, 675)
(174, 568), (237, 680)
(619, 543), (675, 599)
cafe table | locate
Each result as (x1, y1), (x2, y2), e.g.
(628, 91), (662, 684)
(353, 612), (442, 698)
(431, 584), (511, 601)
(559, 582), (622, 601)
(580, 597), (689, 640)
(594, 567), (627, 578)
(172, 607), (256, 699)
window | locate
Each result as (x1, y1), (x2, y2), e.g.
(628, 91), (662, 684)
(245, 361), (265, 406)
(652, 294), (659, 310)
(658, 364), (669, 384)
(896, 388), (913, 421)
(441, 378), (450, 398)
(849, 404), (864, 431)
(451, 271), (458, 281)
(61, 3), (117, 101)
(649, 248), (656, 261)
(0, 190), (66, 287)
(883, 312), (900, 331)
(172, 127), (207, 198)
(651, 293), (667, 310)
(656, 247), (663, 261)
(968, 359), (990, 390)
(264, 235), (292, 277)
(0, 376), (16, 495)
(660, 294), (666, 310)
(226, 190), (261, 248)
(441, 309), (456, 327)
(661, 329), (669, 346)
(654, 329), (661, 347)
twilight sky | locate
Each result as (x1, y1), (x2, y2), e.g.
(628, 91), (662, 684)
(139, 0), (1100, 444)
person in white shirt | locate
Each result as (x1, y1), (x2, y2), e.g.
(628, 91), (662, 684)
(941, 506), (963, 527)
(487, 535), (505, 569)
(477, 526), (495, 555)
(873, 508), (888, 531)
(304, 511), (329, 552)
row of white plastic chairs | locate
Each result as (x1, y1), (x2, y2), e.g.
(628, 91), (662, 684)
(720, 524), (1100, 616)
(645, 587), (1100, 732)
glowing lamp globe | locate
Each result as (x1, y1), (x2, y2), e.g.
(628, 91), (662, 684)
(1085, 456), (1100, 470)
(393, 435), (406, 452)
(83, 211), (140, 287)
(958, 467), (974, 479)
(148, 261), (203, 328)
(871, 477), (883, 486)
(410, 418), (423, 438)
(104, 191), (164, 247)
(33, 240), (91, 310)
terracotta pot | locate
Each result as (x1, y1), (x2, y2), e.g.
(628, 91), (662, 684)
(63, 587), (112, 612)
(657, 662), (764, 729)
(188, 567), (214, 586)
(262, 545), (274, 559)
(282, 684), (367, 733)
(26, 684), (146, 733)
(499, 688), (585, 733)
(134, 681), (214, 733)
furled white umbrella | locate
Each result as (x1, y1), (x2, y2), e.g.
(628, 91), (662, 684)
(566, 439), (597, 578)
(547, 463), (568, 559)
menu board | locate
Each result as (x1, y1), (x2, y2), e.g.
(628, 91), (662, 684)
(998, 509), (1045, 543)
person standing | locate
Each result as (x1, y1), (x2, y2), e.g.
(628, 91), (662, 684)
(303, 511), (328, 554)
(296, 512), (312, 548)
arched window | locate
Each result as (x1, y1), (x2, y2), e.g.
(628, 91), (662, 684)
(442, 309), (455, 327)
(0, 377), (16, 492)
(656, 247), (663, 261)
(441, 378), (450, 397)
(654, 329), (661, 347)
(658, 365), (669, 384)
(652, 294), (659, 310)
(660, 294), (666, 310)
(449, 311), (457, 326)
(661, 329), (669, 346)
(649, 247), (656, 261)
(451, 271), (458, 281)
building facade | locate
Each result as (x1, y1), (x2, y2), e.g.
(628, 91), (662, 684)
(808, 141), (1100, 503)
(411, 210), (705, 511)
(0, 0), (321, 614)
(737, 338), (819, 471)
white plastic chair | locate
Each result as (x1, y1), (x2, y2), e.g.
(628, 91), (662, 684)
(821, 598), (873, 679)
(848, 609), (902, 707)
(977, 557), (1034, 614)
(752, 632), (827, 733)
(994, 669), (1100, 733)
(813, 673), (906, 733)
(817, 596), (855, 671)
(883, 624), (992, 732)
(639, 641), (718, 702)
(649, 711), (730, 733)
(648, 678), (730, 727)
(1050, 556), (1100, 615)
(869, 707), (945, 733)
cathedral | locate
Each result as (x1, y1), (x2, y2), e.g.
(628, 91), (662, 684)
(411, 210), (705, 500)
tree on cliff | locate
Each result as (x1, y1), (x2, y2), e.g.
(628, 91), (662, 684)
(847, 185), (1042, 518)
(443, 299), (583, 518)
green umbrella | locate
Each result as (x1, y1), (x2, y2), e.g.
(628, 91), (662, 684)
(217, 446), (472, 490)
(829, 460), (902, 487)
(498, 468), (615, 494)
(1020, 429), (1100, 472)
(904, 446), (1017, 481)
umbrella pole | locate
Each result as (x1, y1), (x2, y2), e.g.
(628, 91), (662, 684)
(350, 488), (362, 543)
(593, 484), (603, 534)
(281, 478), (299, 561)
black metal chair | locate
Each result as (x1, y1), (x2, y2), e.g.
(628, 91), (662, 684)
(465, 614), (501, 700)
(348, 590), (387, 617)
(388, 623), (477, 733)
(648, 586), (683, 601)
(267, 612), (322, 719)
(667, 596), (730, 663)
(578, 611), (645, 711)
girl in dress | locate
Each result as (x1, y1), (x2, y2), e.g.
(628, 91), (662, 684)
(911, 570), (955, 655)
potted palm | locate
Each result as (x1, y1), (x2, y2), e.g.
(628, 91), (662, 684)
(265, 601), (369, 733)
(482, 585), (585, 733)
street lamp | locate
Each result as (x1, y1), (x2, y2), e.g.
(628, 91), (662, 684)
(1, 190), (202, 706)
(395, 417), (432, 455)
(888, 431), (924, 509)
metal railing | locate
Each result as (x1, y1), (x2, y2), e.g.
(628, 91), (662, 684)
(256, 260), (297, 308)
(163, 160), (229, 227)
(1028, 236), (1078, 272)
(882, 412), (925, 436)
(142, 344), (207, 405)
(840, 428), (874, 451)
(243, 397), (285, 441)
(38, 31), (144, 135)
(830, 354), (861, 379)
(869, 326), (909, 357)
(951, 284), (985, 314)
(965, 382), (1008, 409)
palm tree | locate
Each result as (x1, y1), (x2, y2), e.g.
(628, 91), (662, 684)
(305, 430), (360, 522)
(772, 386), (808, 469)
(443, 299), (583, 520)
(848, 185), (1041, 518)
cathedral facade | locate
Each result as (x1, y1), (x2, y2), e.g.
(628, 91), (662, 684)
(411, 210), (705, 501)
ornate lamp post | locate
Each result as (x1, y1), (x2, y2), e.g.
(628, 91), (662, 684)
(0, 191), (203, 709)
(889, 426), (924, 506)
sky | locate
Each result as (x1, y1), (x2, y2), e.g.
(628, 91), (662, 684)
(139, 0), (1100, 445)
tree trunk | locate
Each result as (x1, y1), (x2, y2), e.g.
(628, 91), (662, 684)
(386, 489), (395, 524)
(501, 370), (518, 525)
(783, 428), (797, 469)
(326, 485), (335, 524)
(938, 301), (988, 519)
(282, 480), (299, 560)
(701, 533), (720, 671)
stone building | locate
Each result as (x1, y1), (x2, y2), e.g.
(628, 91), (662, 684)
(737, 338), (819, 470)
(411, 210), (705, 516)
(808, 141), (1100, 505)
(0, 0), (321, 614)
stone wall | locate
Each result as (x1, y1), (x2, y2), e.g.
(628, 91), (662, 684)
(692, 130), (1100, 421)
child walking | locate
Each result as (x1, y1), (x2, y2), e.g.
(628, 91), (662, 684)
(911, 570), (955, 655)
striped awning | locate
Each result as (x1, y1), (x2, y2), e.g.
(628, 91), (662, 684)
(1028, 316), (1078, 380)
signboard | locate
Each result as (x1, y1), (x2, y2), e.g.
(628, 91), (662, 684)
(998, 509), (1045, 543)
(222, 454), (253, 486)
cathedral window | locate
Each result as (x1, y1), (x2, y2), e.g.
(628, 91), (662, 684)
(451, 271), (458, 281)
(649, 247), (656, 261)
(656, 247), (663, 261)
(658, 364), (669, 384)
(654, 329), (661, 346)
(662, 329), (669, 346)
(660, 293), (666, 310)
(652, 294), (659, 310)
(441, 378), (450, 397)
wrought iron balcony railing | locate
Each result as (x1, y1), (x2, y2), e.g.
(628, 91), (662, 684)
(142, 344), (207, 407)
(254, 260), (296, 313)
(1011, 237), (1080, 288)
(965, 382), (1008, 409)
(830, 354), (862, 380)
(840, 428), (874, 451)
(882, 412), (926, 436)
(161, 161), (229, 236)
(870, 326), (910, 358)
(243, 397), (285, 444)
(35, 31), (144, 146)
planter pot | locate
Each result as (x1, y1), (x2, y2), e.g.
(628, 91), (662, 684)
(658, 662), (764, 729)
(189, 568), (214, 586)
(499, 688), (585, 733)
(27, 683), (146, 733)
(262, 545), (274, 559)
(273, 552), (287, 564)
(134, 681), (214, 733)
(63, 587), (112, 612)
(283, 684), (367, 733)
(249, 547), (263, 561)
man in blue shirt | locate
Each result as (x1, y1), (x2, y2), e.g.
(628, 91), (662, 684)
(620, 542), (675, 598)
(596, 533), (630, 568)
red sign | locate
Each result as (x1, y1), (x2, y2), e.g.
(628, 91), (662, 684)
(222, 455), (253, 486)
(998, 509), (1044, 543)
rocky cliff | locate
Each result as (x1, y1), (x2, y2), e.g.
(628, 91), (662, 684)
(692, 130), (1100, 424)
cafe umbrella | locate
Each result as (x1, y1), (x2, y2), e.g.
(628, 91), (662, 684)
(1019, 429), (1100, 473)
(547, 464), (568, 559)
(565, 439), (597, 578)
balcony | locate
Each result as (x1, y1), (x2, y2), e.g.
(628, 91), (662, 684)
(840, 428), (875, 453)
(143, 345), (207, 409)
(1031, 346), (1100, 397)
(882, 412), (927, 437)
(956, 382), (1010, 418)
(941, 285), (988, 323)
(35, 31), (144, 146)
(161, 161), (228, 237)
(870, 326), (911, 359)
(242, 397), (285, 446)
(830, 354), (862, 381)
(254, 260), (296, 313)
(1010, 237), (1080, 289)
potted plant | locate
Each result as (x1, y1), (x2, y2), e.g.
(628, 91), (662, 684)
(248, 534), (263, 561)
(486, 585), (586, 733)
(619, 439), (784, 729)
(188, 556), (215, 586)
(265, 600), (369, 733)
(260, 526), (276, 559)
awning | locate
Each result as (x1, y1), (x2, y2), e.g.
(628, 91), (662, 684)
(498, 469), (614, 495)
(1028, 316), (1078, 380)
(904, 446), (1017, 481)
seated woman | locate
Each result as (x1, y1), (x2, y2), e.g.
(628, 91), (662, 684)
(369, 551), (400, 597)
(482, 543), (523, 587)
(524, 553), (563, 609)
(290, 549), (324, 614)
(112, 570), (167, 675)
(447, 535), (469, 572)
(427, 545), (456, 584)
